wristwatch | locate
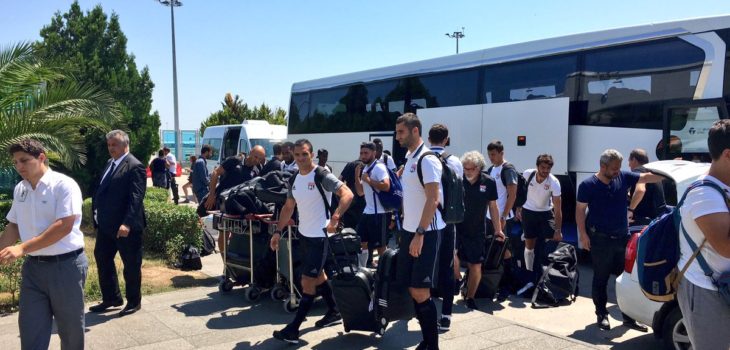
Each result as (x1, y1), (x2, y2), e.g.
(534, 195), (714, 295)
(415, 227), (426, 236)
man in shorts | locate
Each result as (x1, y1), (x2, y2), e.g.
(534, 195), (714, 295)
(395, 113), (443, 350)
(517, 154), (563, 277)
(270, 139), (354, 344)
(354, 142), (392, 267)
(456, 150), (502, 310)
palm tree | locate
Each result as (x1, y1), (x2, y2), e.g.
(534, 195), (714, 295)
(0, 42), (121, 169)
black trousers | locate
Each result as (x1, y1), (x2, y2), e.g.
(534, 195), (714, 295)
(589, 231), (628, 316)
(94, 230), (143, 305)
(167, 172), (179, 203)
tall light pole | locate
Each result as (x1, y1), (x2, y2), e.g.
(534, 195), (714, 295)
(445, 27), (465, 54)
(156, 0), (182, 160)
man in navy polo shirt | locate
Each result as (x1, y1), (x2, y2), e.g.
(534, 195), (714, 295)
(576, 149), (663, 331)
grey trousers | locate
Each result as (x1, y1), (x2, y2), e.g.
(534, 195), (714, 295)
(18, 252), (88, 350)
(677, 277), (730, 350)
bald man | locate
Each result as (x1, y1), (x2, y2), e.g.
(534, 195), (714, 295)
(205, 145), (266, 261)
(204, 145), (266, 210)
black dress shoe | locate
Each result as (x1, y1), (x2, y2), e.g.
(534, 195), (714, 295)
(623, 320), (649, 332)
(597, 314), (611, 330)
(88, 300), (123, 313)
(118, 303), (141, 317)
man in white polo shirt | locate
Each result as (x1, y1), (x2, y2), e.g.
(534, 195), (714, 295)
(396, 113), (444, 350)
(0, 139), (87, 350)
(516, 154), (563, 276)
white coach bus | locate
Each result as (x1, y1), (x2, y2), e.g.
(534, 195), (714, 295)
(287, 15), (730, 231)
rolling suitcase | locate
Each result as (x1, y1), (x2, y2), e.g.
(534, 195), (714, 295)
(484, 234), (508, 270)
(375, 248), (415, 322)
(329, 268), (385, 334)
(461, 235), (508, 299)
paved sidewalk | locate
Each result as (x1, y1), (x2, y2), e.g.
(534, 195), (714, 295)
(0, 182), (597, 349)
(0, 284), (595, 350)
(0, 253), (597, 350)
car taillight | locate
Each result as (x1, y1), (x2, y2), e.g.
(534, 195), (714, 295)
(625, 232), (640, 273)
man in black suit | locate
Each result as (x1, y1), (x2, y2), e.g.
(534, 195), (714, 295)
(89, 130), (147, 317)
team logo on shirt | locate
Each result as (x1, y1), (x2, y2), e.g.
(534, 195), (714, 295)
(308, 182), (315, 190)
(410, 163), (417, 173)
(479, 185), (487, 192)
(544, 184), (550, 190)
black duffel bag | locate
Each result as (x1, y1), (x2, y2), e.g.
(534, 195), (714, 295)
(254, 170), (292, 205)
(219, 178), (270, 216)
(328, 228), (362, 256)
(325, 228), (362, 275)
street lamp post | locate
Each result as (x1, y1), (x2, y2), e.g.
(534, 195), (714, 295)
(156, 0), (183, 161)
(445, 27), (465, 54)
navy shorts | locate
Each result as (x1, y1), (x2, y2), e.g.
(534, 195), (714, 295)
(397, 229), (441, 289)
(299, 235), (329, 278)
(522, 209), (555, 240)
(356, 213), (389, 249)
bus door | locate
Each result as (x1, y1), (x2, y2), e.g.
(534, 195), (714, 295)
(221, 126), (241, 160)
(369, 132), (405, 167)
(661, 99), (727, 161)
(418, 104), (484, 162)
(482, 98), (570, 174)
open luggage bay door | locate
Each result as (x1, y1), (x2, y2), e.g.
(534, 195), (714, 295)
(417, 98), (569, 175)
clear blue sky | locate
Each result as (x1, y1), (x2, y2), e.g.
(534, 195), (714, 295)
(2, 0), (730, 130)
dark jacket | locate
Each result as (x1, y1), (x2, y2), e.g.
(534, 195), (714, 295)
(93, 153), (147, 235)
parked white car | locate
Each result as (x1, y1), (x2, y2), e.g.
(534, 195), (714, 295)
(615, 160), (709, 350)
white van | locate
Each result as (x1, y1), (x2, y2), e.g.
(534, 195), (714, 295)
(200, 120), (287, 172)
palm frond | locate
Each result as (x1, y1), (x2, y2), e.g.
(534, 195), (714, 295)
(0, 42), (122, 170)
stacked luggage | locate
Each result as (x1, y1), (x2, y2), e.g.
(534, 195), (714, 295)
(214, 176), (276, 302)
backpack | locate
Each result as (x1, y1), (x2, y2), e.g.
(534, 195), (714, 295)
(178, 245), (202, 271)
(365, 161), (403, 212)
(531, 242), (579, 308)
(417, 151), (464, 224)
(200, 226), (216, 257)
(636, 180), (727, 302)
(486, 162), (529, 208)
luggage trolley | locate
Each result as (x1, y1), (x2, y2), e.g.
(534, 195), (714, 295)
(266, 219), (301, 313)
(216, 212), (273, 302)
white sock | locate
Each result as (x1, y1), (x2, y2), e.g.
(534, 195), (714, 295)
(525, 248), (535, 271)
(358, 250), (368, 267)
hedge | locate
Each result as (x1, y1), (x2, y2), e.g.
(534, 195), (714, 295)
(145, 187), (170, 203)
(0, 200), (10, 225)
(143, 199), (201, 262)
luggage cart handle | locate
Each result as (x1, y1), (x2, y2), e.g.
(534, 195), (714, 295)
(245, 213), (273, 221)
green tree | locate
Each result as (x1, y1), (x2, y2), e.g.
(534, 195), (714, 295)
(200, 93), (287, 134)
(0, 42), (121, 169)
(35, 1), (160, 193)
